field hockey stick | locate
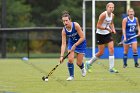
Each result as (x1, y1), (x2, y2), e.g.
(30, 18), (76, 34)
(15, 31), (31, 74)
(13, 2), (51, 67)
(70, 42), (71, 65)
(22, 57), (48, 75)
(118, 35), (139, 45)
(42, 52), (70, 81)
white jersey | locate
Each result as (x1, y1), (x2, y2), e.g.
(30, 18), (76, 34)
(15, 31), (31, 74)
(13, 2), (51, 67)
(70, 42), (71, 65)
(96, 11), (113, 35)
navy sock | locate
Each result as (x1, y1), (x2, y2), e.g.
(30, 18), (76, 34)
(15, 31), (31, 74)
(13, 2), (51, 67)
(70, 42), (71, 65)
(133, 53), (138, 64)
(78, 62), (84, 69)
(123, 54), (127, 65)
(67, 62), (74, 77)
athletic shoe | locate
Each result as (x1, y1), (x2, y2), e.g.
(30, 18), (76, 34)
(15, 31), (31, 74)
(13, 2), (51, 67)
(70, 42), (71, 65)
(135, 63), (140, 68)
(81, 67), (86, 77)
(123, 64), (127, 68)
(110, 68), (119, 73)
(85, 61), (92, 73)
(66, 76), (74, 81)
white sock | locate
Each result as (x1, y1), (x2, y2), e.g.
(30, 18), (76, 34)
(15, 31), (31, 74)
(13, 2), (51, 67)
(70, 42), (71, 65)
(109, 56), (114, 69)
(88, 56), (98, 65)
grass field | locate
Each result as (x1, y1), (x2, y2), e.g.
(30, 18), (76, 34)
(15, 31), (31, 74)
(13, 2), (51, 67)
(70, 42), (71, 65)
(0, 58), (140, 93)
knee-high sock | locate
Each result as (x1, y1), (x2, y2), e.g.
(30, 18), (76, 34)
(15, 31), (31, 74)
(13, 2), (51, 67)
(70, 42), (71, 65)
(88, 56), (98, 65)
(133, 53), (138, 64)
(123, 54), (128, 65)
(109, 56), (114, 69)
(67, 62), (74, 77)
(77, 62), (84, 69)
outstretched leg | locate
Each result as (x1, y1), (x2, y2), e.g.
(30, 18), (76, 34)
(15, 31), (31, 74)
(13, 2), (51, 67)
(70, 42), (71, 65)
(85, 44), (105, 72)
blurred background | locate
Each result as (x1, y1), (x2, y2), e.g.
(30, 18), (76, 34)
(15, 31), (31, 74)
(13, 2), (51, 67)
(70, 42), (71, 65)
(0, 0), (140, 58)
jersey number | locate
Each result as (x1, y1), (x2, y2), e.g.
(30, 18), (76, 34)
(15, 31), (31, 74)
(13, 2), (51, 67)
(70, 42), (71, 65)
(129, 26), (135, 32)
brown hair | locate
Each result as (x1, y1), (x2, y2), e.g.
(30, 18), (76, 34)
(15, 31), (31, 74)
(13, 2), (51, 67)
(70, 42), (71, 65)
(62, 10), (71, 20)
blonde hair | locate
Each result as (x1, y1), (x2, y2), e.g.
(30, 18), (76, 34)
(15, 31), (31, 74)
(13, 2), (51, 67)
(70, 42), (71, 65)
(127, 8), (135, 15)
(127, 8), (134, 13)
(106, 2), (114, 9)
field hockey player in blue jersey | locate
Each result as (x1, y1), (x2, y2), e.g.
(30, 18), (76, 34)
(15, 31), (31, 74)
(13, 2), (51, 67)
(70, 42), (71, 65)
(60, 11), (87, 81)
(122, 8), (140, 68)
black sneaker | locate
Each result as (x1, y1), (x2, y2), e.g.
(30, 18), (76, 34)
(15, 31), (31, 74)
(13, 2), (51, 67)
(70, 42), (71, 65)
(123, 64), (127, 68)
(135, 63), (140, 68)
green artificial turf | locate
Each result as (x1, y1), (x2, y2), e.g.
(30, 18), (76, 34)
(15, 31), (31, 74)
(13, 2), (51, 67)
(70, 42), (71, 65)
(0, 58), (140, 93)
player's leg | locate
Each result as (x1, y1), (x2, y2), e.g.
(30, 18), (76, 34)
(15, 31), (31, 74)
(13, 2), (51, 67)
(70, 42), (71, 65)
(90, 33), (106, 64)
(88, 45), (105, 64)
(66, 51), (75, 81)
(85, 44), (105, 72)
(123, 44), (129, 68)
(85, 33), (105, 72)
(76, 53), (86, 77)
(131, 42), (139, 67)
(108, 41), (118, 73)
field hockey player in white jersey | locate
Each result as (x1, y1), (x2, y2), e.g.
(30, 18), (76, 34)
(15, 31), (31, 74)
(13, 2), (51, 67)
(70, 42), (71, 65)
(85, 2), (118, 73)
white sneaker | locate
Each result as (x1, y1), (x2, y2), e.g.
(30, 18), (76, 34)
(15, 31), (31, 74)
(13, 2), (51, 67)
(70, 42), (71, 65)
(66, 76), (74, 81)
(81, 67), (86, 77)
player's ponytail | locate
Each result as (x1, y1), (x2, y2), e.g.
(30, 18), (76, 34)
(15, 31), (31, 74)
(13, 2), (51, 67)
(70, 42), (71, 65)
(62, 10), (71, 20)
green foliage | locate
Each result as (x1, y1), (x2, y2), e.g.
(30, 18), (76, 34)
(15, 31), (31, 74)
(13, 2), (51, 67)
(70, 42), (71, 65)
(25, 0), (61, 26)
(26, 0), (83, 26)
(1, 1), (140, 27)
(6, 32), (28, 53)
(6, 0), (35, 27)
(1, 1), (140, 55)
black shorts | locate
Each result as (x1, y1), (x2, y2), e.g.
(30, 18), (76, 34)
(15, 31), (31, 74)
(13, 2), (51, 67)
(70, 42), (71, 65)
(96, 33), (113, 45)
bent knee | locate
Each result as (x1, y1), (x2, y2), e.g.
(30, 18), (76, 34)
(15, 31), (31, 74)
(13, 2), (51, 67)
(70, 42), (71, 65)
(68, 58), (74, 63)
(98, 51), (104, 56)
(110, 47), (114, 52)
(109, 48), (114, 55)
(133, 49), (137, 53)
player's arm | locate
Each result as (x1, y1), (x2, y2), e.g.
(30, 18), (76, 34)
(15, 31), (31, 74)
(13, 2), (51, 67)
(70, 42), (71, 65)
(97, 12), (106, 30)
(136, 17), (140, 36)
(74, 22), (85, 46)
(97, 12), (112, 32)
(60, 28), (66, 62)
(109, 14), (116, 34)
(122, 18), (127, 41)
(70, 22), (85, 51)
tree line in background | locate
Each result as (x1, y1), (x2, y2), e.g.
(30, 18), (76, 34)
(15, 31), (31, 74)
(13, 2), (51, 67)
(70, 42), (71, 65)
(1, 0), (140, 56)
(1, 0), (140, 28)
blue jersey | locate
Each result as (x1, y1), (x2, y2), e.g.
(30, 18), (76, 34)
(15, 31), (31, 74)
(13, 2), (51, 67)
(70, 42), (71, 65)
(126, 17), (137, 37)
(64, 22), (86, 54)
(122, 17), (137, 44)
